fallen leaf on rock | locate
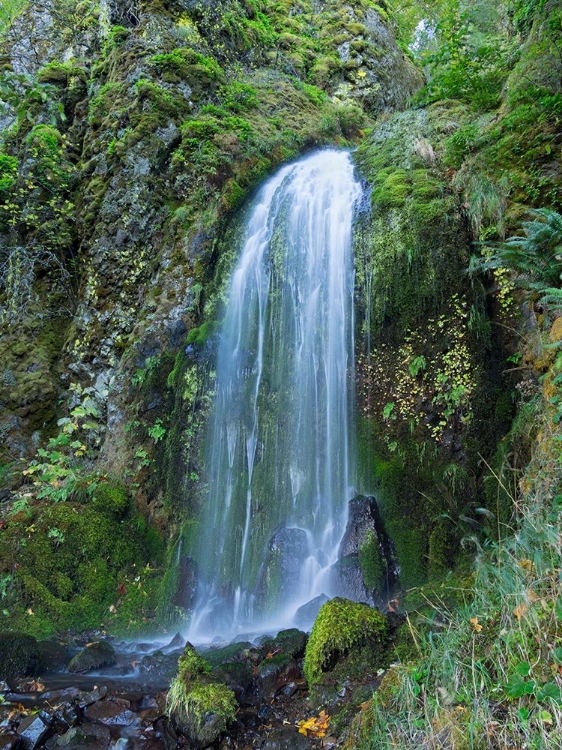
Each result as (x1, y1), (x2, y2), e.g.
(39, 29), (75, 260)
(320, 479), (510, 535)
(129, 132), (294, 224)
(297, 710), (330, 738)
(19, 680), (45, 692)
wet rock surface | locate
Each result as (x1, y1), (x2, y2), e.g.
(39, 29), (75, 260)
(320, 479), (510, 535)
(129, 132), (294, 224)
(0, 621), (393, 748)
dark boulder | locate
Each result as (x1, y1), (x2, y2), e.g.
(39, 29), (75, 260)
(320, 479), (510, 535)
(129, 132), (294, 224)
(337, 495), (398, 599)
(172, 556), (198, 611)
(256, 653), (301, 698)
(212, 661), (254, 701)
(293, 594), (329, 631)
(67, 641), (116, 673)
(331, 554), (372, 605)
(260, 629), (307, 659)
(258, 527), (309, 608)
(0, 632), (40, 680)
(204, 641), (253, 668)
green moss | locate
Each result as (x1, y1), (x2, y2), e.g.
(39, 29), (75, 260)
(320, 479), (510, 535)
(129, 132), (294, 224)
(0, 153), (18, 192)
(1, 497), (164, 637)
(166, 644), (237, 731)
(37, 62), (87, 85)
(359, 528), (385, 591)
(150, 48), (224, 93)
(90, 479), (130, 518)
(186, 320), (220, 347)
(303, 598), (389, 685)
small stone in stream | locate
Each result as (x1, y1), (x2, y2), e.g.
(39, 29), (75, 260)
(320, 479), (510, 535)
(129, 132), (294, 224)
(278, 681), (298, 697)
(53, 701), (80, 728)
(139, 695), (159, 709)
(0, 734), (20, 750)
(261, 727), (309, 749)
(45, 724), (111, 749)
(257, 704), (273, 721)
(0, 680), (8, 691)
(85, 698), (137, 726)
(133, 736), (167, 750)
(41, 687), (81, 702)
(77, 685), (108, 707)
(17, 714), (50, 750)
(67, 641), (116, 673)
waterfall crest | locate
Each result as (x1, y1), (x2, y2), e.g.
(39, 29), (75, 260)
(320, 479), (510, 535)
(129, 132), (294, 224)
(189, 150), (362, 640)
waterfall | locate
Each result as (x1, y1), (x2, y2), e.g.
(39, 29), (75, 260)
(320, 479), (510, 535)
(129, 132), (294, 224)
(188, 149), (362, 640)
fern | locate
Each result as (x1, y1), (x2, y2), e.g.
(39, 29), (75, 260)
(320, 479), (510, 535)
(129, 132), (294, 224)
(470, 209), (562, 290)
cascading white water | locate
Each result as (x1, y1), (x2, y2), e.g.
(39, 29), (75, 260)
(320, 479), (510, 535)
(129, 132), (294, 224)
(188, 149), (362, 640)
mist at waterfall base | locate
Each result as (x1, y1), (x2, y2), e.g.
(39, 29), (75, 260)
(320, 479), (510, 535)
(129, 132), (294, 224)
(188, 150), (363, 642)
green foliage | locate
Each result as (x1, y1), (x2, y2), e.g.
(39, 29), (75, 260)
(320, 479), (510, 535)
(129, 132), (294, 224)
(303, 598), (389, 685)
(0, 0), (26, 32)
(0, 154), (18, 192)
(150, 48), (224, 93)
(471, 209), (562, 291)
(147, 419), (167, 444)
(418, 0), (516, 111)
(509, 0), (547, 32)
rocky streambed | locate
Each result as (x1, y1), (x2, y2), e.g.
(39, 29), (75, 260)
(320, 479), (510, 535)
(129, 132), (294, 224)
(0, 622), (387, 750)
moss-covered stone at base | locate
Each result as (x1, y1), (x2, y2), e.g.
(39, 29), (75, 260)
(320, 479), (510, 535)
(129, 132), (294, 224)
(303, 597), (389, 685)
(166, 644), (237, 747)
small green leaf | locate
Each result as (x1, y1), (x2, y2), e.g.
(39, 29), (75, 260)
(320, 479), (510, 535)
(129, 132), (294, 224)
(515, 662), (531, 677)
(553, 647), (562, 665)
(536, 682), (562, 704)
(505, 674), (536, 699)
(382, 402), (395, 420)
(556, 597), (562, 620)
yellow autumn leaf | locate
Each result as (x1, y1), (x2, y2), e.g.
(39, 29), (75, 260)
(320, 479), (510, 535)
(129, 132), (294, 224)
(513, 602), (528, 620)
(527, 589), (539, 603)
(519, 559), (534, 572)
(470, 617), (483, 632)
(297, 710), (330, 738)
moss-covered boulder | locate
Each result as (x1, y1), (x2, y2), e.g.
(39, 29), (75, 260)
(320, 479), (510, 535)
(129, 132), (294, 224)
(68, 640), (116, 673)
(166, 644), (237, 748)
(303, 598), (389, 685)
(0, 632), (40, 680)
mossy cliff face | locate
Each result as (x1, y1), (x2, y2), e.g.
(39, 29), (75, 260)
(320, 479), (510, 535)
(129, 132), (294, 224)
(352, 106), (511, 589)
(0, 0), (420, 464)
(0, 0), (422, 634)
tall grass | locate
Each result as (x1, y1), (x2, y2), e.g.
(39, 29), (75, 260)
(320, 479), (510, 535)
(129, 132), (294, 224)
(349, 385), (562, 749)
